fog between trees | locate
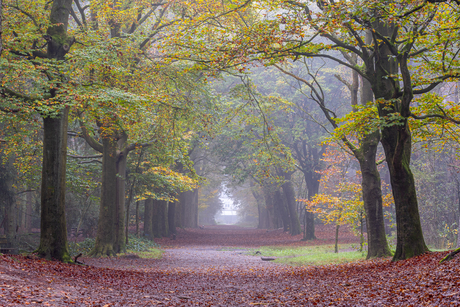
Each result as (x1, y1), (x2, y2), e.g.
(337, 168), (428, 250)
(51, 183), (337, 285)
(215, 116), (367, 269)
(1, 0), (460, 262)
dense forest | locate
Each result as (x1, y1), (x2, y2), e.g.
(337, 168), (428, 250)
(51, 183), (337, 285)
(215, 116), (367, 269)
(1, 0), (460, 264)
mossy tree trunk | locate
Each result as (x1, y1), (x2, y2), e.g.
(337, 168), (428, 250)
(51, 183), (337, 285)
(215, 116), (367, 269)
(369, 22), (427, 260)
(357, 78), (391, 259)
(89, 134), (117, 257)
(36, 0), (74, 262)
(0, 156), (17, 251)
(38, 109), (71, 261)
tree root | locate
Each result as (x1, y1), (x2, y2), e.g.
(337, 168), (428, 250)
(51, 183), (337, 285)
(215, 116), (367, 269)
(440, 247), (460, 263)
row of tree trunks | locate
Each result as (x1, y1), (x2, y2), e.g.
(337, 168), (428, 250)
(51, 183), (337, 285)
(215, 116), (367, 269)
(144, 199), (170, 238)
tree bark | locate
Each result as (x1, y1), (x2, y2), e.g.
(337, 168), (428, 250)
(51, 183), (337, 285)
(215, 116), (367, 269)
(280, 172), (302, 235)
(370, 22), (428, 260)
(158, 200), (169, 237)
(263, 185), (275, 229)
(37, 108), (71, 261)
(89, 134), (117, 257)
(143, 198), (153, 239)
(114, 150), (127, 253)
(358, 78), (391, 258)
(37, 0), (74, 262)
(152, 200), (161, 238)
(304, 171), (321, 240)
(274, 189), (290, 232)
(335, 224), (340, 253)
(168, 202), (176, 235)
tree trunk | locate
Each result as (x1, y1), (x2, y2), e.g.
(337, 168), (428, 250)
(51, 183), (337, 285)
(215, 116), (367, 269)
(1, 157), (17, 251)
(359, 131), (391, 258)
(274, 189), (290, 232)
(380, 122), (428, 260)
(357, 77), (391, 258)
(135, 201), (140, 237)
(180, 189), (199, 228)
(168, 202), (176, 235)
(143, 199), (153, 239)
(305, 173), (320, 240)
(152, 200), (161, 238)
(159, 201), (169, 237)
(335, 224), (340, 253)
(263, 185), (275, 229)
(37, 0), (74, 262)
(89, 134), (117, 257)
(37, 109), (71, 261)
(280, 172), (302, 236)
(367, 22), (427, 260)
(114, 152), (127, 253)
(250, 181), (268, 229)
(25, 190), (33, 233)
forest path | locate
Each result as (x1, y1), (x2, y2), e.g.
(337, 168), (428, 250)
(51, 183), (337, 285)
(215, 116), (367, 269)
(2, 225), (459, 306)
(84, 224), (357, 273)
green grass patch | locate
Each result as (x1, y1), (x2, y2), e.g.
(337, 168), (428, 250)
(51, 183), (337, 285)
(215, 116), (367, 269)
(133, 248), (163, 259)
(250, 244), (366, 266)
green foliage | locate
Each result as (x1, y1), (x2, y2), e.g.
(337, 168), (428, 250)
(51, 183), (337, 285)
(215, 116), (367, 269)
(68, 238), (96, 256)
(69, 235), (159, 256)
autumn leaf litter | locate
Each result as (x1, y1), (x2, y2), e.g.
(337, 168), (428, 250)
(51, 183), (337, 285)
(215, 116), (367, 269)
(1, 225), (459, 306)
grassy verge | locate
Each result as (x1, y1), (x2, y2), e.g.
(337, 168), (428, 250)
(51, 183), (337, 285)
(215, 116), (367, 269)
(250, 244), (366, 266)
(69, 235), (163, 259)
(119, 248), (164, 259)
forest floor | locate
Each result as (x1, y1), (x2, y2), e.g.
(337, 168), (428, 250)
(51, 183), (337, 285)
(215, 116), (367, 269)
(1, 225), (460, 306)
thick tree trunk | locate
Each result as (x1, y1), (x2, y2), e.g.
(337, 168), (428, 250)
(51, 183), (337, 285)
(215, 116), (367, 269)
(143, 198), (153, 239)
(250, 181), (268, 229)
(180, 189), (199, 228)
(114, 153), (127, 253)
(175, 195), (182, 229)
(37, 109), (71, 261)
(152, 200), (161, 238)
(280, 172), (302, 236)
(274, 189), (290, 232)
(1, 157), (17, 250)
(89, 134), (117, 257)
(37, 0), (74, 262)
(263, 186), (275, 229)
(380, 123), (428, 260)
(305, 174), (320, 240)
(358, 78), (391, 258)
(158, 201), (169, 237)
(369, 23), (427, 260)
(168, 202), (176, 235)
(359, 131), (391, 258)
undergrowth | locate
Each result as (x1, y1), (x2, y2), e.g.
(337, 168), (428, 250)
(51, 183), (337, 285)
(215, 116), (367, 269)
(69, 235), (160, 256)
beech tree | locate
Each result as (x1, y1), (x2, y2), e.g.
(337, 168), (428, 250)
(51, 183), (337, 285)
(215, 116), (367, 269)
(1, 0), (76, 261)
